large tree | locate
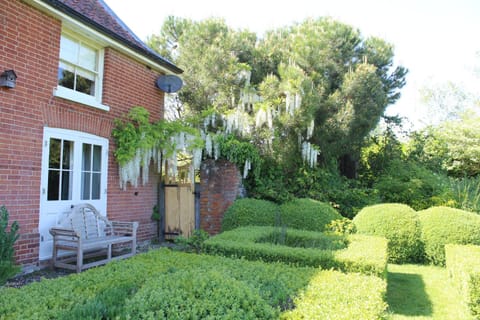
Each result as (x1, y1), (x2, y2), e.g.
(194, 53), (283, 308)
(147, 16), (407, 170)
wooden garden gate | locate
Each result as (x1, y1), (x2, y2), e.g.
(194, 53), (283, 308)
(163, 183), (198, 239)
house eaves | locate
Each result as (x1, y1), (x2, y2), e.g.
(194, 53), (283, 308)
(26, 0), (183, 75)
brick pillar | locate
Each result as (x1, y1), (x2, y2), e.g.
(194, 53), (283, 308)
(200, 159), (245, 235)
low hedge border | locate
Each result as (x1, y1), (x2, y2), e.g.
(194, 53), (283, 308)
(204, 226), (388, 278)
(445, 244), (480, 319)
(0, 249), (318, 320)
(1, 249), (387, 319)
(281, 270), (387, 320)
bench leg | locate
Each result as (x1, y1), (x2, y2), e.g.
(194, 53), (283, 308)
(51, 240), (57, 269)
(107, 244), (112, 260)
(76, 247), (83, 273)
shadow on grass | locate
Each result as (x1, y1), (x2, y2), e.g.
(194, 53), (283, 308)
(387, 271), (432, 316)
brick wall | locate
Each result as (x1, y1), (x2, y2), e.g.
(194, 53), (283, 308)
(199, 159), (245, 235)
(0, 0), (165, 266)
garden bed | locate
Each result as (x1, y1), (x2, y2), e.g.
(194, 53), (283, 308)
(0, 249), (387, 319)
(204, 226), (388, 278)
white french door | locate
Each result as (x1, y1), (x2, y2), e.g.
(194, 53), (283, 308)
(39, 127), (108, 260)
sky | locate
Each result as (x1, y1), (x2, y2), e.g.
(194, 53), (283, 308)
(104, 0), (480, 130)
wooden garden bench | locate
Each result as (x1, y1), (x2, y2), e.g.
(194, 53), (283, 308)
(49, 203), (138, 273)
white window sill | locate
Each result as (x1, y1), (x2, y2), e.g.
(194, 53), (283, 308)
(54, 87), (110, 112)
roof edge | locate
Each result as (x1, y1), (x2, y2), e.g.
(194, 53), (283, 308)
(36, 0), (183, 74)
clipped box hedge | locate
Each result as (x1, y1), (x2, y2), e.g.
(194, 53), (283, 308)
(419, 206), (480, 265)
(221, 197), (342, 232)
(222, 198), (279, 231)
(445, 244), (480, 319)
(204, 226), (388, 278)
(279, 198), (342, 232)
(353, 203), (423, 264)
(281, 270), (387, 320)
(1, 249), (387, 319)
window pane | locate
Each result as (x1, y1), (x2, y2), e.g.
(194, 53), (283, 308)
(81, 172), (91, 200)
(92, 173), (101, 200)
(93, 145), (102, 171)
(61, 171), (72, 200)
(82, 144), (91, 171)
(60, 35), (78, 63)
(49, 138), (61, 169)
(79, 45), (97, 71)
(62, 140), (73, 170)
(58, 62), (75, 89)
(47, 170), (59, 201)
(76, 73), (95, 96)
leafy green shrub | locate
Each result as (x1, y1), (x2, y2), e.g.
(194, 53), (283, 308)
(445, 244), (480, 319)
(221, 198), (279, 231)
(280, 198), (342, 232)
(374, 159), (451, 210)
(174, 229), (210, 253)
(124, 269), (277, 319)
(204, 226), (388, 278)
(0, 205), (20, 285)
(450, 176), (480, 213)
(353, 203), (423, 263)
(327, 217), (357, 235)
(281, 270), (387, 320)
(419, 206), (480, 265)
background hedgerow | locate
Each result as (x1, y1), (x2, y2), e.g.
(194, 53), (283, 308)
(353, 203), (423, 263)
(419, 206), (480, 265)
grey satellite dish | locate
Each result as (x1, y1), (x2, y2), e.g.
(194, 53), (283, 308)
(155, 75), (183, 93)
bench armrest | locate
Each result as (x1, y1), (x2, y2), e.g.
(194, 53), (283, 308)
(110, 221), (138, 236)
(50, 227), (80, 239)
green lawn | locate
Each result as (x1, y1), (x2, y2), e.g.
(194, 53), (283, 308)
(386, 264), (473, 320)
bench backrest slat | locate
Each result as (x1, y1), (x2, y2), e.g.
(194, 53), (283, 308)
(65, 204), (109, 240)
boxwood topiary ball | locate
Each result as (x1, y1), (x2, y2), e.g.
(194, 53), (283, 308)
(221, 198), (279, 231)
(353, 203), (423, 264)
(279, 198), (342, 232)
(418, 206), (480, 266)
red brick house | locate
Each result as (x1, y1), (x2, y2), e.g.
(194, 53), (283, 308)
(0, 0), (183, 269)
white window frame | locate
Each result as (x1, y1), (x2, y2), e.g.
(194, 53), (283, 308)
(55, 30), (109, 111)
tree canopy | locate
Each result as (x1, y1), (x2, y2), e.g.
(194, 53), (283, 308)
(147, 16), (407, 169)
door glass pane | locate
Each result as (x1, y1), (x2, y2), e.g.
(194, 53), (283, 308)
(81, 172), (91, 200)
(47, 138), (73, 201)
(92, 173), (101, 200)
(62, 141), (73, 170)
(81, 143), (102, 200)
(49, 138), (61, 169)
(82, 144), (91, 171)
(61, 171), (72, 200)
(93, 145), (101, 171)
(47, 171), (59, 201)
